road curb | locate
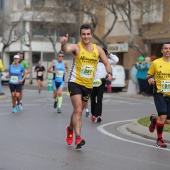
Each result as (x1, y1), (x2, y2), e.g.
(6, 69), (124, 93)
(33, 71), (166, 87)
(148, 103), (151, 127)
(126, 120), (170, 144)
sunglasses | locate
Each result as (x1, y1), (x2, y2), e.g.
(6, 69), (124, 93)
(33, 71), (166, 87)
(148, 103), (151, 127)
(58, 55), (64, 57)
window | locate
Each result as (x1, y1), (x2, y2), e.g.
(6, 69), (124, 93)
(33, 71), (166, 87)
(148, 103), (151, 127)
(32, 0), (45, 6)
(56, 0), (76, 8)
(32, 52), (41, 65)
(32, 22), (76, 38)
(143, 0), (162, 24)
(43, 52), (55, 62)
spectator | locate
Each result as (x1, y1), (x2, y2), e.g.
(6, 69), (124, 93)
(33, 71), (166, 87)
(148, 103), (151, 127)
(135, 56), (145, 95)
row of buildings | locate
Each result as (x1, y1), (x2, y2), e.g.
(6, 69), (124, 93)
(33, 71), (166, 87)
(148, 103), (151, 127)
(0, 0), (169, 80)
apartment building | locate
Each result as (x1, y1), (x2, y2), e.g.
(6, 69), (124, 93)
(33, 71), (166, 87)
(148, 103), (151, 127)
(0, 0), (79, 78)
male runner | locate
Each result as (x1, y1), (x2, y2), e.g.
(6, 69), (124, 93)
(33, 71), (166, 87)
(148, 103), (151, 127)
(59, 24), (112, 149)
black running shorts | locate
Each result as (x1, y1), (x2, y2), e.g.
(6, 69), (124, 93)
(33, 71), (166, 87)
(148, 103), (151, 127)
(68, 82), (92, 102)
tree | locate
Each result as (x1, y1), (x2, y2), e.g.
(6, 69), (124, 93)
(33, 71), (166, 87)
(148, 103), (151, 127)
(0, 15), (21, 62)
(116, 0), (167, 57)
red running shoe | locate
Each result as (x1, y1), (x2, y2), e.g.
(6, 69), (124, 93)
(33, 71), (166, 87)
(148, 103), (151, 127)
(149, 114), (157, 133)
(66, 126), (73, 145)
(156, 139), (167, 148)
(91, 116), (96, 123)
(75, 136), (85, 149)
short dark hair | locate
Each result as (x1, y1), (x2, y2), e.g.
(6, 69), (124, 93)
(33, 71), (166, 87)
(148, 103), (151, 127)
(80, 24), (93, 34)
(162, 42), (170, 49)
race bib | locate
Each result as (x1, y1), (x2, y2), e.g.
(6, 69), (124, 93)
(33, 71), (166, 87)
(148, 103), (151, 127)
(56, 71), (64, 78)
(161, 80), (170, 92)
(93, 79), (102, 87)
(38, 71), (42, 76)
(80, 65), (94, 78)
(10, 76), (18, 83)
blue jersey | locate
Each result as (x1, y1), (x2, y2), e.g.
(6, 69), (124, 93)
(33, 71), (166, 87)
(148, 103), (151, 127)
(8, 64), (25, 84)
(53, 60), (66, 82)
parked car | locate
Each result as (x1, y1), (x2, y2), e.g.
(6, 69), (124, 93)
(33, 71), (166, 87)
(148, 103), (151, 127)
(110, 65), (126, 91)
(1, 69), (9, 84)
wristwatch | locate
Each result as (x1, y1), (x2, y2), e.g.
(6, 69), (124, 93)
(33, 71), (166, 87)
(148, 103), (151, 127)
(107, 72), (113, 76)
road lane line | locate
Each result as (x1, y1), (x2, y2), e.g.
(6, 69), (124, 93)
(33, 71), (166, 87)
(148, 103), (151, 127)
(97, 119), (170, 151)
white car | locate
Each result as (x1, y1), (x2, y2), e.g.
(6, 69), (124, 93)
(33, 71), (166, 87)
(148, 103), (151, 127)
(110, 65), (126, 91)
(1, 69), (9, 84)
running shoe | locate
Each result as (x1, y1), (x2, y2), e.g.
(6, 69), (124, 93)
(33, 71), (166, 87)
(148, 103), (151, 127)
(12, 107), (17, 113)
(156, 139), (167, 148)
(96, 116), (102, 123)
(75, 136), (85, 149)
(18, 104), (23, 111)
(57, 108), (61, 113)
(85, 111), (90, 117)
(53, 100), (58, 108)
(149, 114), (157, 133)
(91, 116), (96, 122)
(66, 126), (73, 145)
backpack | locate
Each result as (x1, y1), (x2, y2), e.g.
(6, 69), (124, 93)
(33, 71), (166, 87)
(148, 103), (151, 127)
(0, 59), (4, 72)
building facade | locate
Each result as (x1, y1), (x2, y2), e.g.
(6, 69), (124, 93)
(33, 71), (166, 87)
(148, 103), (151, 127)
(0, 0), (79, 79)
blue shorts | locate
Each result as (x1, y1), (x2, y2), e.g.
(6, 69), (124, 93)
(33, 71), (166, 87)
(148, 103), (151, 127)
(154, 93), (170, 119)
(53, 80), (65, 90)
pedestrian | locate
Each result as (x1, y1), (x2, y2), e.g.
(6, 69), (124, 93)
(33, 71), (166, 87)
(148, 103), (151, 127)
(59, 24), (112, 149)
(91, 48), (119, 123)
(135, 56), (145, 95)
(34, 61), (46, 93)
(148, 42), (170, 148)
(18, 52), (30, 106)
(143, 57), (152, 96)
(0, 57), (5, 95)
(47, 51), (69, 113)
(6, 55), (26, 113)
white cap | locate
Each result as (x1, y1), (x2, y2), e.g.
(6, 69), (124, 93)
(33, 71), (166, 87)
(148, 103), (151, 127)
(13, 55), (20, 59)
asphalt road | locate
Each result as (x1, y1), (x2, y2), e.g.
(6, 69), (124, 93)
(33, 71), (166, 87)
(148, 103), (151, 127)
(0, 85), (170, 170)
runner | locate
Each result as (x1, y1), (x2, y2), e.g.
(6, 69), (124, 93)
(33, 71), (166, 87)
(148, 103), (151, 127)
(18, 52), (30, 106)
(147, 42), (170, 148)
(47, 51), (69, 113)
(34, 61), (46, 93)
(59, 24), (112, 149)
(6, 55), (26, 113)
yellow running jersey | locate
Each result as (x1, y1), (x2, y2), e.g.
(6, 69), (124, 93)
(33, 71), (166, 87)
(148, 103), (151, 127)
(68, 42), (99, 88)
(148, 57), (170, 95)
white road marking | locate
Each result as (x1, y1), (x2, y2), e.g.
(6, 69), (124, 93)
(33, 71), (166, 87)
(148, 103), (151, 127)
(103, 99), (142, 105)
(97, 119), (170, 151)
